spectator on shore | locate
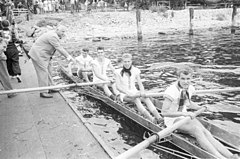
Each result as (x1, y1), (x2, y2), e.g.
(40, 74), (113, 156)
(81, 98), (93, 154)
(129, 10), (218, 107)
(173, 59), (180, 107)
(1, 20), (22, 83)
(38, 0), (44, 14)
(55, 0), (59, 12)
(17, 2), (24, 9)
(75, 0), (80, 12)
(43, 0), (48, 13)
(70, 0), (75, 13)
(0, 37), (17, 98)
(28, 25), (76, 98)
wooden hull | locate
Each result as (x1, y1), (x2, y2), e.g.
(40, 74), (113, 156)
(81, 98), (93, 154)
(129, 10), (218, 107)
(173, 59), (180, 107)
(59, 64), (240, 158)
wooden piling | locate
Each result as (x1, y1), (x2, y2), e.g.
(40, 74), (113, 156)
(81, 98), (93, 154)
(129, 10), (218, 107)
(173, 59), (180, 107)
(189, 8), (194, 35)
(136, 9), (143, 41)
(231, 5), (237, 34)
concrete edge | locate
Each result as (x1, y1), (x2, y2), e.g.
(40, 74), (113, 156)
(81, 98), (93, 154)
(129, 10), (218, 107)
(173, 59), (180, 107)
(59, 91), (116, 159)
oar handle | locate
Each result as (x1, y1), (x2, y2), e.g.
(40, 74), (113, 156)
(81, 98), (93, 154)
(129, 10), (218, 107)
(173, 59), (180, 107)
(0, 81), (111, 95)
(0, 83), (77, 95)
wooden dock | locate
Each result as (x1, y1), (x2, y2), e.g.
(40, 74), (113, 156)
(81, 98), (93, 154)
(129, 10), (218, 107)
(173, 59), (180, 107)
(0, 58), (112, 159)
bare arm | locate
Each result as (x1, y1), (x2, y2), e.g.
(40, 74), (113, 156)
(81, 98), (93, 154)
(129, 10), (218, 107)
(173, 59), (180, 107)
(56, 46), (72, 59)
(136, 74), (145, 92)
(108, 61), (116, 75)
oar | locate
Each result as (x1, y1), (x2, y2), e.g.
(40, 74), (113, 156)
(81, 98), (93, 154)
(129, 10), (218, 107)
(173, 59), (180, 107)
(115, 107), (206, 159)
(0, 81), (110, 95)
(133, 87), (240, 98)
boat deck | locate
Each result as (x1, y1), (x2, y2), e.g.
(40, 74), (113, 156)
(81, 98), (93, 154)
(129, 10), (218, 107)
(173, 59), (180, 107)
(0, 58), (112, 159)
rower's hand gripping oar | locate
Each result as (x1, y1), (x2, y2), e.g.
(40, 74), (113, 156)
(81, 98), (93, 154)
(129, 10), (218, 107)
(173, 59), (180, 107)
(115, 107), (206, 159)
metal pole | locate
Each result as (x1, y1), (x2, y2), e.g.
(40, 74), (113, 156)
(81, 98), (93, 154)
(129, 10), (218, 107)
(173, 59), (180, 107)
(115, 108), (206, 159)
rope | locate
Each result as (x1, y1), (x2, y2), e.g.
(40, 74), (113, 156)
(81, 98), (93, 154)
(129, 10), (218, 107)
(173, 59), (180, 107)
(151, 144), (199, 159)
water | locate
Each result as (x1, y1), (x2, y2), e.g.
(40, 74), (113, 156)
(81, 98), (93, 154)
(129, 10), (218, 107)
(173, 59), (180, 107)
(55, 28), (240, 158)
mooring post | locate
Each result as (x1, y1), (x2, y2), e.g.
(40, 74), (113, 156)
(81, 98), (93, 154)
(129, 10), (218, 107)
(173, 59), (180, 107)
(189, 8), (194, 35)
(136, 8), (142, 41)
(231, 5), (237, 34)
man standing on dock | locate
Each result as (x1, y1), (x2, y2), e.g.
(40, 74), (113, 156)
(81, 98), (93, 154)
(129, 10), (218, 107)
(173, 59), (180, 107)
(161, 66), (239, 159)
(29, 25), (75, 98)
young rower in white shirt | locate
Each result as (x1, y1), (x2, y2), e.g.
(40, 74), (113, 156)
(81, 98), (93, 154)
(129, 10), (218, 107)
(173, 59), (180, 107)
(162, 66), (239, 159)
(115, 53), (162, 123)
(91, 46), (119, 100)
(68, 48), (93, 82)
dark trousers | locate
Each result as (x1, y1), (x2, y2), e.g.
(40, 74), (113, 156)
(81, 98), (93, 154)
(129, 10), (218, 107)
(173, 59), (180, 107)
(5, 50), (21, 76)
(0, 60), (13, 90)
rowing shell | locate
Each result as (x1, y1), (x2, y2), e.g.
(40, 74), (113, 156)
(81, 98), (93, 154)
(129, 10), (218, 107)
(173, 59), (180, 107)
(59, 63), (240, 158)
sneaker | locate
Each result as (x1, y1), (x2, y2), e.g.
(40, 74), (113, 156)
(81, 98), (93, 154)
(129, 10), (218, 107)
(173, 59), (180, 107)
(40, 93), (53, 98)
(7, 93), (17, 98)
(48, 89), (60, 93)
(109, 94), (116, 101)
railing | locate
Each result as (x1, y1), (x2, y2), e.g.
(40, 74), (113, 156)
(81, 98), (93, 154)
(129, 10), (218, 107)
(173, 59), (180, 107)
(12, 8), (29, 16)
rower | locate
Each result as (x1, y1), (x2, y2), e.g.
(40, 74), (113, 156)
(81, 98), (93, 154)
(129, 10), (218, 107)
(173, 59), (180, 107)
(91, 46), (119, 100)
(68, 48), (93, 82)
(161, 66), (239, 159)
(115, 53), (162, 123)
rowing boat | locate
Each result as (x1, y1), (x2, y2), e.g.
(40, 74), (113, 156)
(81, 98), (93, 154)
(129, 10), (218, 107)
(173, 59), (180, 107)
(59, 63), (240, 158)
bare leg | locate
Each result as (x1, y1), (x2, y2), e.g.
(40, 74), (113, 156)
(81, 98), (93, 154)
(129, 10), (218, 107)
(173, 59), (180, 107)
(143, 97), (162, 122)
(82, 72), (90, 82)
(111, 83), (120, 95)
(102, 84), (113, 97)
(177, 119), (226, 159)
(134, 98), (154, 122)
(203, 129), (233, 158)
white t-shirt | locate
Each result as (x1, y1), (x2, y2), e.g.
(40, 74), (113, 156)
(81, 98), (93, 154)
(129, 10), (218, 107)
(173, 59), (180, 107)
(163, 82), (195, 127)
(91, 58), (111, 82)
(75, 54), (93, 70)
(115, 66), (140, 92)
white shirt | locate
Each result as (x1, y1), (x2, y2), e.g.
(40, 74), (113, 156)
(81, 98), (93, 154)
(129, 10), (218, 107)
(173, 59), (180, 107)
(115, 66), (140, 92)
(163, 82), (196, 127)
(91, 58), (111, 82)
(75, 54), (93, 70)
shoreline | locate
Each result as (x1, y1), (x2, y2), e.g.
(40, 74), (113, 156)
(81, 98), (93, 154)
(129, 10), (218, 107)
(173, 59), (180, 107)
(16, 8), (240, 43)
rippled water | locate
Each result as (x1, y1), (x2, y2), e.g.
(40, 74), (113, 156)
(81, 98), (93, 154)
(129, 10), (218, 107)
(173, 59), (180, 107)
(56, 28), (240, 158)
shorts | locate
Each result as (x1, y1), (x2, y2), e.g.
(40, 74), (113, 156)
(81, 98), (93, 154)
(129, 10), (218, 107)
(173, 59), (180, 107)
(119, 89), (139, 102)
(164, 116), (185, 127)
